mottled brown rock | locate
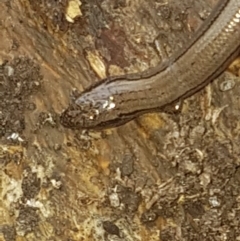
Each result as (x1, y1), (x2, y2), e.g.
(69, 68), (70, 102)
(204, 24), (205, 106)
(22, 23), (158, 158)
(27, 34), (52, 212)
(0, 0), (240, 241)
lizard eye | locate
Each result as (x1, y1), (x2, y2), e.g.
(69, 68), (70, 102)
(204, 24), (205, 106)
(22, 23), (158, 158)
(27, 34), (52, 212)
(88, 109), (99, 120)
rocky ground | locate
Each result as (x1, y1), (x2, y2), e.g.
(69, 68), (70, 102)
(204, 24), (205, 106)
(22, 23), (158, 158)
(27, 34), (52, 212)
(0, 0), (240, 240)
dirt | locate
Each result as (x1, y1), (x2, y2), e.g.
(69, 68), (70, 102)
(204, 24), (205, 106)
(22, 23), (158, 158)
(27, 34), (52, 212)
(0, 0), (240, 241)
(0, 58), (42, 140)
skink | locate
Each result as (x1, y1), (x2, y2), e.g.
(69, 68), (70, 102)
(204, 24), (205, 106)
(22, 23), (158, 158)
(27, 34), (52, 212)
(60, 0), (240, 130)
